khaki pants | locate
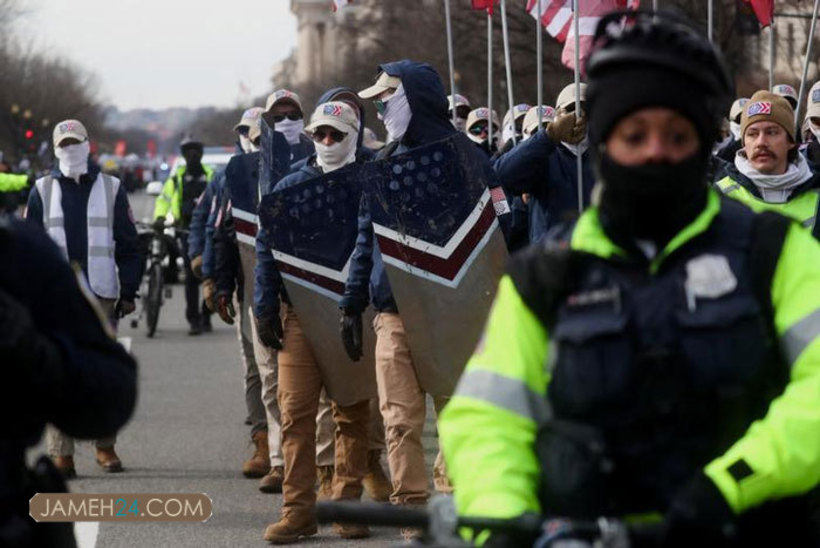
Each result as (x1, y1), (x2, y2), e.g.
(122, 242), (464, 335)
(251, 307), (335, 468)
(278, 306), (369, 514)
(373, 312), (449, 505)
(237, 296), (267, 437)
(47, 297), (118, 457)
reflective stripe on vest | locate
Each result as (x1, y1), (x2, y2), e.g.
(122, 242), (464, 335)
(716, 176), (820, 231)
(454, 369), (551, 423)
(36, 174), (120, 299)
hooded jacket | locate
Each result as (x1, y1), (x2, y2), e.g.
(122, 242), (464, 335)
(341, 60), (508, 313)
(494, 129), (595, 245)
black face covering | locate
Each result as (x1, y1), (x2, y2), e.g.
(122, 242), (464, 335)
(597, 151), (709, 251)
(182, 147), (204, 175)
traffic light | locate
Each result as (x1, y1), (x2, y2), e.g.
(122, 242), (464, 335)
(24, 129), (33, 140)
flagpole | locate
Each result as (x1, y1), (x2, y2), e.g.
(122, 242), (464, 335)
(537, 0), (543, 126)
(769, 17), (775, 91)
(708, 0), (713, 43)
(444, 0), (457, 126)
(573, 0), (583, 214)
(500, 0), (517, 146)
(488, 9), (494, 148)
(796, 0), (820, 126)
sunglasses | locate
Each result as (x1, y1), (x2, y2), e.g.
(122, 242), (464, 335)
(311, 128), (347, 143)
(236, 126), (250, 137)
(271, 113), (303, 122)
(374, 98), (388, 115)
(468, 124), (490, 136)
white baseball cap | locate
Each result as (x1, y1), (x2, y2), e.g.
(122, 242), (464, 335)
(305, 101), (360, 134)
(556, 83), (587, 112)
(234, 107), (264, 132)
(466, 107), (500, 131)
(807, 81), (820, 119)
(53, 119), (88, 147)
(729, 98), (750, 123)
(265, 89), (303, 113)
(522, 105), (556, 136)
(772, 84), (798, 109)
(358, 71), (402, 99)
(448, 94), (471, 111)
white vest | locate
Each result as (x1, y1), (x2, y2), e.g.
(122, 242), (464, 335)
(35, 173), (120, 299)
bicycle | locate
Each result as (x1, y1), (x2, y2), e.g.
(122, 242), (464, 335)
(317, 497), (660, 547)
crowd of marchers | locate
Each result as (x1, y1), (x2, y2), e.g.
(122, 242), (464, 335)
(8, 11), (820, 547)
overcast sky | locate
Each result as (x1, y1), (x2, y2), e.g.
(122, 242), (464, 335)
(24, 0), (298, 111)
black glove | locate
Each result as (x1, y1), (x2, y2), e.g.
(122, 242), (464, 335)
(0, 288), (61, 398)
(153, 217), (165, 232)
(255, 313), (283, 350)
(659, 472), (737, 547)
(116, 299), (136, 318)
(340, 312), (363, 361)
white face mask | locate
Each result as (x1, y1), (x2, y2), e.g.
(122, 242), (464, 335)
(315, 129), (358, 173)
(810, 121), (820, 142)
(55, 141), (90, 181)
(239, 135), (257, 154)
(276, 118), (305, 145)
(452, 117), (467, 133)
(730, 121), (742, 141)
(379, 84), (412, 142)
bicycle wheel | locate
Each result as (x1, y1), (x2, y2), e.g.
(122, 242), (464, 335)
(145, 262), (163, 337)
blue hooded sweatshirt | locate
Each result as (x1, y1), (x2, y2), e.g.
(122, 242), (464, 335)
(341, 60), (477, 314)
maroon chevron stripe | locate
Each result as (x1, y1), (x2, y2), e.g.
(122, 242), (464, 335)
(374, 200), (496, 281)
(275, 260), (346, 296)
(234, 216), (258, 238)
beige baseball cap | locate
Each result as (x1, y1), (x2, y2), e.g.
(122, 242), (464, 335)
(363, 127), (385, 150)
(448, 94), (471, 111)
(234, 107), (264, 132)
(807, 81), (820, 119)
(729, 98), (750, 123)
(466, 107), (500, 131)
(53, 119), (88, 147)
(305, 101), (360, 134)
(522, 105), (556, 135)
(265, 89), (303, 113)
(503, 103), (532, 128)
(772, 83), (798, 109)
(556, 83), (587, 112)
(358, 71), (402, 99)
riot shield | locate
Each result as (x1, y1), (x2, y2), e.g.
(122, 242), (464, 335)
(363, 134), (508, 396)
(258, 164), (377, 406)
(228, 127), (290, 323)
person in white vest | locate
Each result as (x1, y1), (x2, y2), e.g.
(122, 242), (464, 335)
(24, 119), (141, 478)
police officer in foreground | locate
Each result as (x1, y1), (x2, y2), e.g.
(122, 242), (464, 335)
(714, 90), (820, 238)
(0, 214), (137, 547)
(153, 136), (215, 335)
(440, 11), (820, 546)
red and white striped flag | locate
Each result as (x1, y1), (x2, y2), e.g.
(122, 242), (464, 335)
(742, 0), (774, 28)
(331, 0), (351, 12)
(528, 1), (639, 75)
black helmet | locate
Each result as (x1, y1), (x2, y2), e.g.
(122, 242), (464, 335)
(585, 10), (734, 149)
(179, 134), (203, 152)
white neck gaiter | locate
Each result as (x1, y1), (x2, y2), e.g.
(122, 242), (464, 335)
(562, 137), (589, 157)
(810, 121), (820, 143)
(730, 121), (742, 141)
(734, 150), (814, 203)
(316, 130), (358, 173)
(380, 84), (412, 143)
(452, 117), (467, 133)
(277, 118), (305, 146)
(239, 135), (258, 153)
(56, 141), (90, 181)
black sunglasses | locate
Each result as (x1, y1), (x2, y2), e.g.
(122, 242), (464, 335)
(236, 126), (250, 137)
(468, 124), (490, 136)
(271, 113), (303, 123)
(311, 128), (347, 143)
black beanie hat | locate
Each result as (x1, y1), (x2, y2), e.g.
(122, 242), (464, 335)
(585, 11), (733, 156)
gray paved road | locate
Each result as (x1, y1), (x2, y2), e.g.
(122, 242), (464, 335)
(29, 190), (442, 548)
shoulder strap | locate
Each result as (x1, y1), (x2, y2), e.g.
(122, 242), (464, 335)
(749, 211), (791, 328)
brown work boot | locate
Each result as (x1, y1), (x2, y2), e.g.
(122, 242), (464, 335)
(95, 447), (123, 473)
(53, 456), (77, 480)
(316, 465), (334, 501)
(363, 450), (392, 502)
(263, 510), (318, 544)
(243, 430), (271, 478)
(259, 465), (284, 494)
(333, 522), (370, 539)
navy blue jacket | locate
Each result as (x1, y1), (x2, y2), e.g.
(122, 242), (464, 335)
(340, 60), (459, 314)
(187, 168), (224, 278)
(25, 163), (142, 301)
(494, 130), (595, 244)
(0, 216), (136, 524)
(253, 160), (328, 319)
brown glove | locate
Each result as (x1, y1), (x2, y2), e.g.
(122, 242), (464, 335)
(547, 111), (587, 145)
(202, 278), (217, 312)
(190, 255), (203, 279)
(217, 294), (236, 325)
